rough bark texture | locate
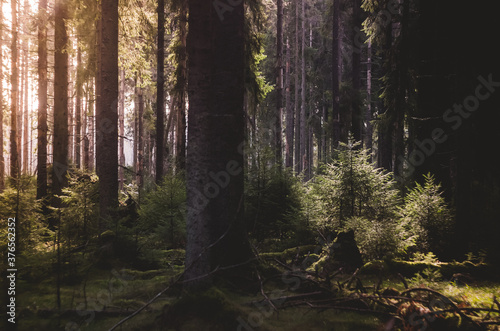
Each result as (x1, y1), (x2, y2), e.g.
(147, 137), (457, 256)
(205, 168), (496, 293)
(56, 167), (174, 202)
(351, 0), (362, 142)
(53, 0), (69, 196)
(156, 0), (165, 183)
(96, 0), (119, 218)
(185, 0), (251, 289)
(37, 0), (48, 198)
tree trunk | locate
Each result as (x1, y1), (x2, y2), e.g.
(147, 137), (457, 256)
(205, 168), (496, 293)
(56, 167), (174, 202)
(185, 0), (251, 289)
(285, 38), (294, 168)
(294, 0), (300, 173)
(377, 16), (393, 172)
(36, 0), (48, 198)
(364, 40), (373, 154)
(53, 0), (69, 196)
(22, 0), (29, 173)
(156, 0), (165, 183)
(136, 85), (144, 189)
(175, 2), (187, 172)
(75, 46), (82, 169)
(87, 82), (95, 171)
(275, 0), (283, 166)
(119, 69), (125, 190)
(96, 0), (119, 219)
(0, 5), (5, 191)
(331, 0), (340, 150)
(392, 0), (409, 180)
(10, 0), (19, 180)
(300, 0), (306, 174)
(133, 78), (138, 175)
(83, 86), (90, 170)
(351, 0), (362, 143)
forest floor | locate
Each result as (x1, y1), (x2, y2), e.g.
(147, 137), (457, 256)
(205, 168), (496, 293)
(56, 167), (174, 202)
(14, 248), (500, 330)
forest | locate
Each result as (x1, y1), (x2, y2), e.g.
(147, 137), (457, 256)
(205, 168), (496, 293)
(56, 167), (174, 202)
(0, 0), (499, 330)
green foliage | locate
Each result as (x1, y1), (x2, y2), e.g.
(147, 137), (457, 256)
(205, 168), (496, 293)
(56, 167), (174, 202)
(246, 167), (313, 250)
(0, 176), (47, 254)
(60, 170), (99, 243)
(312, 140), (400, 228)
(399, 173), (453, 255)
(138, 172), (186, 249)
(411, 251), (439, 264)
(310, 140), (404, 259)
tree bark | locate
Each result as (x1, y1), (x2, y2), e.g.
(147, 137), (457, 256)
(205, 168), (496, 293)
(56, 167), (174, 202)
(75, 46), (82, 169)
(275, 0), (283, 166)
(392, 0), (409, 179)
(364, 40), (373, 154)
(294, 0), (301, 173)
(351, 0), (362, 143)
(119, 69), (125, 190)
(10, 0), (19, 180)
(300, 0), (306, 174)
(37, 0), (48, 198)
(175, 2), (187, 172)
(331, 0), (340, 150)
(156, 0), (165, 183)
(22, 0), (29, 174)
(0, 5), (5, 191)
(285, 38), (294, 168)
(185, 0), (251, 289)
(136, 85), (144, 189)
(53, 0), (69, 196)
(96, 0), (119, 218)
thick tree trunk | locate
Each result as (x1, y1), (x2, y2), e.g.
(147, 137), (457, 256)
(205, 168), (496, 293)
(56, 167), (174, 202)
(275, 0), (283, 166)
(53, 0), (69, 196)
(37, 0), (48, 198)
(331, 0), (340, 150)
(156, 0), (165, 183)
(185, 0), (251, 289)
(10, 0), (19, 180)
(96, 0), (119, 218)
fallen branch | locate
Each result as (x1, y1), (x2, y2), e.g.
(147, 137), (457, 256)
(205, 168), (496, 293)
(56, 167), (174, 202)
(400, 287), (482, 330)
(256, 270), (278, 314)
